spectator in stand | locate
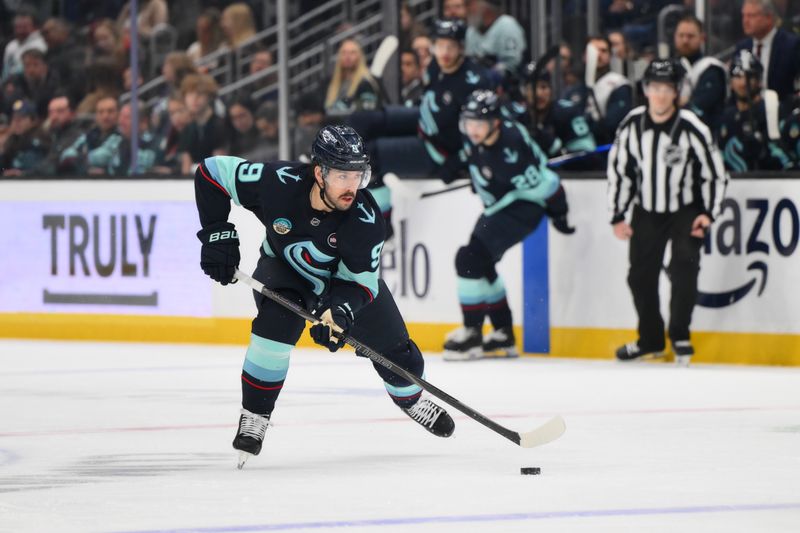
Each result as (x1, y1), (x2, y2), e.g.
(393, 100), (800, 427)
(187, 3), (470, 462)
(400, 49), (424, 107)
(411, 34), (433, 70)
(38, 93), (84, 175)
(179, 73), (226, 174)
(62, 95), (120, 174)
(465, 0), (527, 76)
(220, 3), (256, 51)
(226, 95), (260, 157)
(0, 99), (48, 176)
(2, 7), (47, 82)
(736, 0), (800, 102)
(324, 38), (381, 115)
(116, 0), (169, 40)
(122, 66), (144, 93)
(153, 94), (190, 174)
(248, 101), (279, 161)
(75, 58), (123, 117)
(292, 94), (325, 159)
(105, 102), (161, 176)
(5, 49), (60, 120)
(247, 48), (277, 101)
(86, 19), (127, 73)
(151, 52), (197, 135)
(399, 2), (427, 52)
(187, 8), (223, 64)
(41, 18), (87, 103)
(443, 0), (467, 20)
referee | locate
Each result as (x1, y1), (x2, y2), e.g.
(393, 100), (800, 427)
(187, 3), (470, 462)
(607, 59), (729, 366)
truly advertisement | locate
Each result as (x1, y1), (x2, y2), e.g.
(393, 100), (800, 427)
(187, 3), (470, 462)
(0, 201), (212, 316)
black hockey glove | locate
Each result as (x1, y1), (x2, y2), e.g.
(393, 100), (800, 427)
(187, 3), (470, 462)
(309, 304), (354, 353)
(196, 221), (240, 285)
(544, 185), (576, 235)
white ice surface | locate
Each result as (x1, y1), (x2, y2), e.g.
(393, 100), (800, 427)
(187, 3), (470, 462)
(1, 340), (799, 533)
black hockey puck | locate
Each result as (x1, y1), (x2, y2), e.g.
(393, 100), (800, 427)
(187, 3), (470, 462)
(520, 467), (541, 475)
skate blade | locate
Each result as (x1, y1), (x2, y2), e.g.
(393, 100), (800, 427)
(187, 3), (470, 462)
(237, 451), (253, 470)
(483, 347), (519, 359)
(616, 351), (666, 363)
(442, 348), (483, 362)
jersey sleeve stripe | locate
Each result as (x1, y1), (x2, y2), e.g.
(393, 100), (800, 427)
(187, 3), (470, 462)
(199, 163), (230, 197)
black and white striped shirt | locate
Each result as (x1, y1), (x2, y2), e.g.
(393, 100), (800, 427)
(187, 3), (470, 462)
(607, 106), (728, 223)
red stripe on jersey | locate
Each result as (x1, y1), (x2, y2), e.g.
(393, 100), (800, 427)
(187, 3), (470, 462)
(359, 284), (374, 302)
(241, 374), (283, 391)
(460, 303), (487, 311)
(199, 164), (230, 197)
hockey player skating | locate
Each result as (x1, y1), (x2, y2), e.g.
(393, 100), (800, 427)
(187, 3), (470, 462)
(194, 125), (454, 467)
(608, 59), (728, 366)
(443, 89), (571, 361)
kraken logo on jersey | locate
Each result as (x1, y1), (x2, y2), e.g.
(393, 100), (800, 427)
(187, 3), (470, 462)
(284, 241), (335, 295)
(273, 218), (292, 235)
(503, 148), (519, 164)
(419, 90), (440, 136)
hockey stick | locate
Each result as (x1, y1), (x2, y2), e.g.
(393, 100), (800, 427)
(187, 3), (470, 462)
(410, 144), (612, 200)
(370, 35), (399, 79)
(234, 269), (566, 449)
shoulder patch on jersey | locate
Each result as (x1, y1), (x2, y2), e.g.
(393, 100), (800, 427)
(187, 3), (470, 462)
(503, 147), (519, 164)
(277, 166), (301, 184)
(355, 202), (376, 224)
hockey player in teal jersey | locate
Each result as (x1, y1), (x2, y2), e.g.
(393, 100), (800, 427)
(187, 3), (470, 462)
(194, 125), (454, 467)
(443, 90), (572, 361)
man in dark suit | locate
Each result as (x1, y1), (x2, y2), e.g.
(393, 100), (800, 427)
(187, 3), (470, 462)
(736, 0), (800, 102)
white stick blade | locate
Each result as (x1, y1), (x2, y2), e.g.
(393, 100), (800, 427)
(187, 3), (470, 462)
(519, 415), (566, 448)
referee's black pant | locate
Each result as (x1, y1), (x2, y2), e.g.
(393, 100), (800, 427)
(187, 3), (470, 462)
(628, 205), (704, 350)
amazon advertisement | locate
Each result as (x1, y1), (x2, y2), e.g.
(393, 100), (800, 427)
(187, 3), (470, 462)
(548, 179), (800, 335)
(0, 199), (212, 316)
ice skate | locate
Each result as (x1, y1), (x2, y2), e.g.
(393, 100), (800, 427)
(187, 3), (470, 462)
(673, 340), (694, 367)
(443, 327), (483, 361)
(402, 396), (455, 437)
(482, 327), (519, 358)
(615, 341), (665, 362)
(232, 408), (271, 469)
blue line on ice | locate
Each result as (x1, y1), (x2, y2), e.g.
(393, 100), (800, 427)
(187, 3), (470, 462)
(111, 502), (800, 532)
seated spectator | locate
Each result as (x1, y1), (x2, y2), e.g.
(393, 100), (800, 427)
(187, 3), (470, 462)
(87, 101), (161, 175)
(247, 47), (277, 101)
(443, 0), (467, 20)
(76, 59), (123, 117)
(5, 49), (60, 119)
(123, 66), (144, 92)
(465, 0), (527, 77)
(324, 38), (381, 115)
(251, 101), (279, 161)
(2, 7), (47, 81)
(718, 50), (800, 171)
(400, 1), (427, 52)
(39, 94), (85, 175)
(153, 94), (190, 174)
(41, 18), (87, 103)
(292, 94), (325, 159)
(412, 34), (433, 70)
(61, 95), (120, 174)
(220, 3), (256, 51)
(0, 99), (48, 176)
(116, 0), (169, 40)
(151, 52), (197, 135)
(400, 49), (424, 107)
(187, 8), (223, 64)
(86, 19), (127, 73)
(179, 73), (227, 174)
(226, 95), (260, 157)
(735, 0), (800, 102)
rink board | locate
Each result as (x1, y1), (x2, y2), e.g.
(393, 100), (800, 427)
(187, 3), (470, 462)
(0, 178), (798, 365)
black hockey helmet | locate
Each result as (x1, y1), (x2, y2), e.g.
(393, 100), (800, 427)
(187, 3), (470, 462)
(433, 18), (466, 44)
(310, 125), (371, 188)
(461, 89), (502, 120)
(643, 58), (685, 89)
(729, 49), (764, 78)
